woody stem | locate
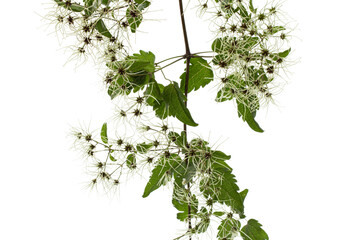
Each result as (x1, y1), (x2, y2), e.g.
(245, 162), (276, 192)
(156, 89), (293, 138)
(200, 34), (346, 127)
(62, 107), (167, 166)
(178, 0), (193, 238)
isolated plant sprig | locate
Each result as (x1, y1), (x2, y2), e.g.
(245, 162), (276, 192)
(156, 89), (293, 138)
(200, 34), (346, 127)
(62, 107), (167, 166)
(46, 0), (294, 239)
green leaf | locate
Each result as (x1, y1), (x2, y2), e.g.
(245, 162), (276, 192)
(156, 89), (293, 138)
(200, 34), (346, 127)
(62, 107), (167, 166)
(217, 218), (241, 240)
(212, 36), (258, 56)
(129, 50), (155, 73)
(106, 61), (124, 71)
(101, 0), (109, 5)
(154, 101), (168, 119)
(243, 36), (260, 50)
(241, 219), (269, 240)
(195, 218), (210, 233)
(240, 189), (248, 215)
(249, 0), (257, 13)
(213, 211), (225, 217)
(211, 150), (231, 161)
(172, 191), (199, 222)
(168, 131), (187, 148)
(126, 154), (136, 169)
(84, 0), (99, 16)
(194, 208), (210, 233)
(268, 26), (286, 35)
(246, 67), (271, 86)
(237, 3), (250, 21)
(108, 76), (132, 99)
(95, 19), (112, 38)
(211, 38), (224, 53)
(136, 142), (153, 154)
(127, 51), (156, 91)
(107, 51), (156, 99)
(212, 54), (233, 67)
(189, 138), (209, 149)
(109, 154), (116, 162)
(180, 58), (214, 94)
(172, 177), (199, 222)
(237, 100), (264, 133)
(268, 48), (291, 63)
(216, 0), (240, 18)
(279, 48), (291, 58)
(135, 0), (151, 11)
(200, 159), (247, 217)
(142, 154), (182, 198)
(131, 74), (150, 92)
(100, 122), (108, 144)
(216, 84), (235, 102)
(145, 80), (163, 106)
(126, 5), (143, 33)
(162, 82), (198, 126)
(173, 157), (197, 185)
(215, 74), (248, 102)
(145, 81), (169, 119)
(211, 37), (235, 53)
(54, 0), (85, 12)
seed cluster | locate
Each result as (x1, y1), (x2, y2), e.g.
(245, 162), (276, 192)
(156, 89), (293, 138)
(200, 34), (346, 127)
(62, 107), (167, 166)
(199, 0), (292, 113)
(48, 0), (151, 65)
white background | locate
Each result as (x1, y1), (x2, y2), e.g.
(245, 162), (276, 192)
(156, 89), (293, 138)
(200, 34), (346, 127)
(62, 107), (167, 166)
(1, 0), (360, 239)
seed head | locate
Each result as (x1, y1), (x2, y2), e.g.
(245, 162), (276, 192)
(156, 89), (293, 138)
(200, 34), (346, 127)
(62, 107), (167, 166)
(117, 138), (124, 146)
(133, 109), (142, 116)
(153, 140), (160, 148)
(136, 96), (144, 104)
(85, 134), (92, 142)
(124, 143), (133, 152)
(161, 125), (168, 132)
(258, 13), (266, 21)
